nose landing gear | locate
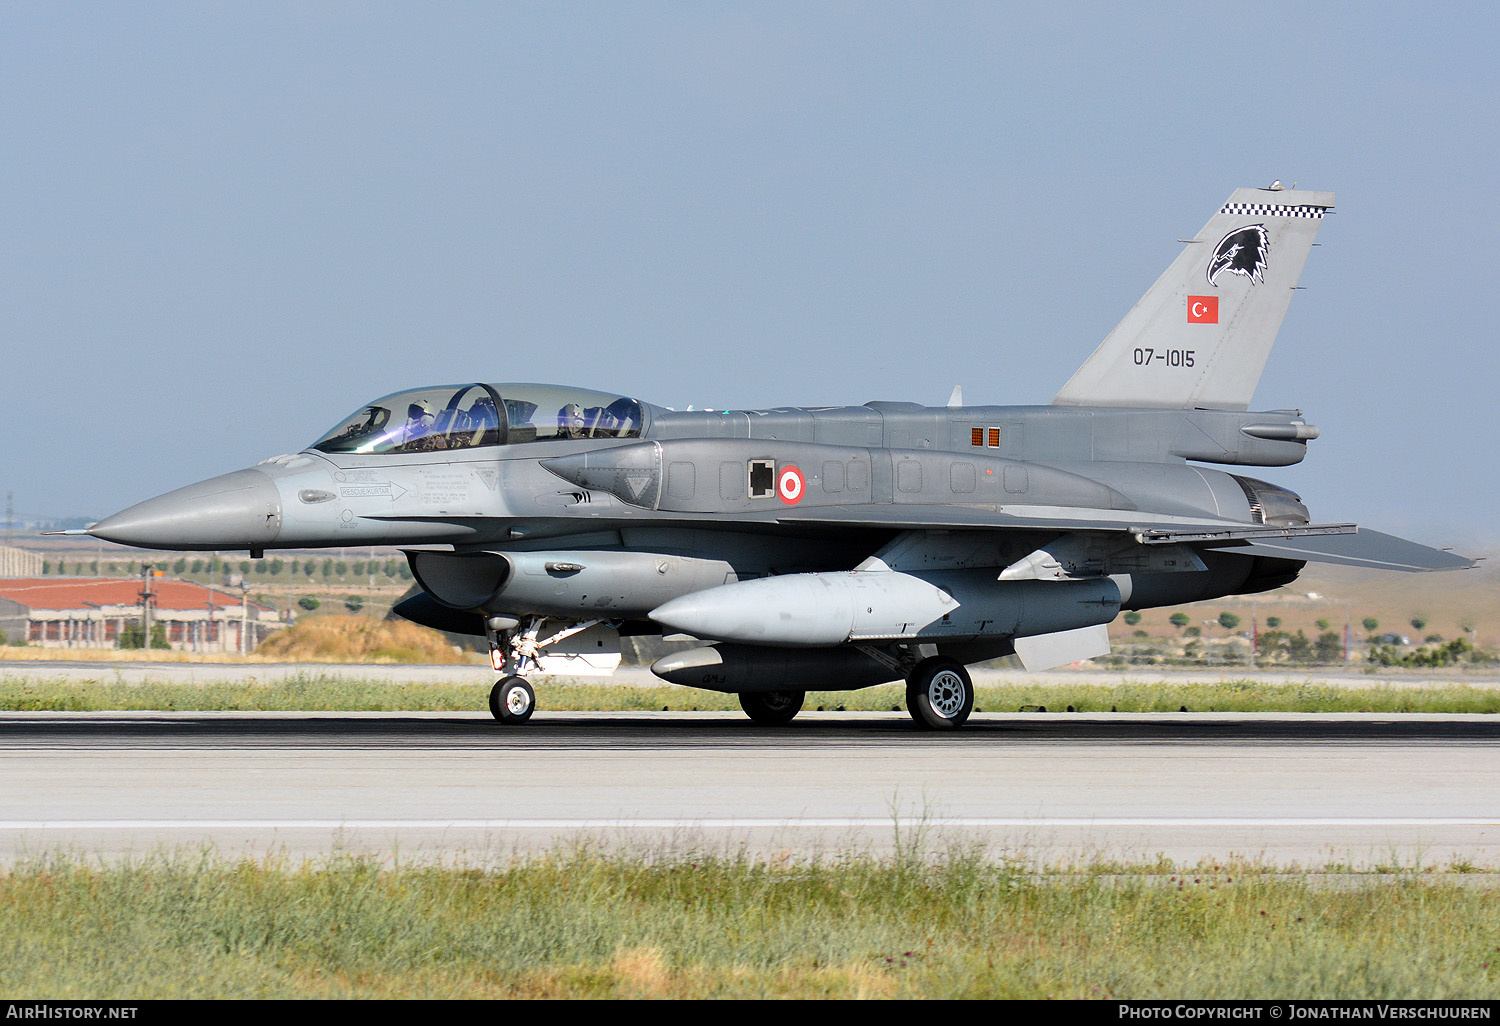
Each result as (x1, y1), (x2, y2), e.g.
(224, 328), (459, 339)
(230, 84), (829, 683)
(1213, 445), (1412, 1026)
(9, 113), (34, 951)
(484, 616), (604, 724)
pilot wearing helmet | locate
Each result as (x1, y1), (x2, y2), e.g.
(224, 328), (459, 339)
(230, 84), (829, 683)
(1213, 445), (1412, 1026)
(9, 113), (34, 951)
(403, 398), (440, 451)
(558, 402), (587, 439)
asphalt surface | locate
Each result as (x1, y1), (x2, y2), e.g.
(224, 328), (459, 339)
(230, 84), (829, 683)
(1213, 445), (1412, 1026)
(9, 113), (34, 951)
(4, 707), (1499, 868)
(6, 659), (1499, 689)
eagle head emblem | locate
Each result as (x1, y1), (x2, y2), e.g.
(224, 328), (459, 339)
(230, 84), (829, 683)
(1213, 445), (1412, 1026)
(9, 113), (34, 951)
(1207, 224), (1269, 286)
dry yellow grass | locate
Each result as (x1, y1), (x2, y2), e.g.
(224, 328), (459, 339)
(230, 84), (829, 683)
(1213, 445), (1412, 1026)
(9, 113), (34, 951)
(253, 615), (471, 664)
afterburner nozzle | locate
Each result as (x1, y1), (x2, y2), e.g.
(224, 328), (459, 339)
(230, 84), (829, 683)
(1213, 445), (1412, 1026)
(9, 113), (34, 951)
(88, 468), (283, 551)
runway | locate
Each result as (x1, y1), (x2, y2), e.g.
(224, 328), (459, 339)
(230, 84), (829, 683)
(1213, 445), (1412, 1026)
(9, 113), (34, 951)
(7, 659), (1498, 689)
(4, 709), (1500, 868)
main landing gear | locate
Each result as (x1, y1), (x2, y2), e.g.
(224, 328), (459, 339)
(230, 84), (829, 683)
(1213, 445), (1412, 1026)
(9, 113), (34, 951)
(904, 656), (974, 730)
(738, 690), (806, 726)
(729, 653), (976, 730)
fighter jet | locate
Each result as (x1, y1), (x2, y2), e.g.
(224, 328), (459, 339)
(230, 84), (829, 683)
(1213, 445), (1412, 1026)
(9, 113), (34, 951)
(81, 185), (1473, 729)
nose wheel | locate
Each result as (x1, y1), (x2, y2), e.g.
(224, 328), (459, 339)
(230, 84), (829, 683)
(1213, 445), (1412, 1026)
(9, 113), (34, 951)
(489, 676), (535, 724)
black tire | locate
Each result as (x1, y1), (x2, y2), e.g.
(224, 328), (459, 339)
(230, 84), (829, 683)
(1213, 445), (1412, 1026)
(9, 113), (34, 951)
(489, 675), (535, 724)
(906, 658), (974, 730)
(738, 690), (805, 725)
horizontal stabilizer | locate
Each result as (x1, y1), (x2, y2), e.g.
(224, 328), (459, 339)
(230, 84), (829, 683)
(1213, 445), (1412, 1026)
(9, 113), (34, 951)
(1220, 528), (1474, 572)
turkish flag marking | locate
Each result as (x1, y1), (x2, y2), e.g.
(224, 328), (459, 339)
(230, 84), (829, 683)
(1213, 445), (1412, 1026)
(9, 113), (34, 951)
(1188, 296), (1219, 323)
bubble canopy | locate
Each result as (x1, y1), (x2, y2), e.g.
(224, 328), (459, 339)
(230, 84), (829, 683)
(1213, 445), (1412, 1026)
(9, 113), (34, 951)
(310, 383), (645, 455)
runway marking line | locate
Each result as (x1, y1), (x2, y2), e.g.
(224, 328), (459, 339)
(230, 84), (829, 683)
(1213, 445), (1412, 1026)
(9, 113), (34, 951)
(2, 818), (1498, 830)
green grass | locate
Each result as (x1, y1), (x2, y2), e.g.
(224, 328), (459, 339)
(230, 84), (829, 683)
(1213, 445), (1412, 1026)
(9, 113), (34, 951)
(964, 679), (1500, 715)
(4, 673), (1500, 713)
(0, 673), (487, 712)
(3, 848), (1499, 998)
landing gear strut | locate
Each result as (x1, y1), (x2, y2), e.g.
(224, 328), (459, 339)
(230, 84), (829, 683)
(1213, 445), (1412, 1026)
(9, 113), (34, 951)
(905, 657), (974, 730)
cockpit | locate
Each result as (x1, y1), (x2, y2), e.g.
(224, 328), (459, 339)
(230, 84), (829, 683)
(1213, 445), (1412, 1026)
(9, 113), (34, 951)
(311, 383), (645, 455)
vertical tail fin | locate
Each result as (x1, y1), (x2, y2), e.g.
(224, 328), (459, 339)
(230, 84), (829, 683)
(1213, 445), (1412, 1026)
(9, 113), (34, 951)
(1052, 185), (1334, 411)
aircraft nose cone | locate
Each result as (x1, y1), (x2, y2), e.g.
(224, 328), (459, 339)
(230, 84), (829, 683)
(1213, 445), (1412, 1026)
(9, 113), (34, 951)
(89, 468), (283, 550)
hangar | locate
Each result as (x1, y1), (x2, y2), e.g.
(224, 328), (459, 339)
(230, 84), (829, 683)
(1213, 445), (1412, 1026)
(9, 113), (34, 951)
(0, 577), (281, 652)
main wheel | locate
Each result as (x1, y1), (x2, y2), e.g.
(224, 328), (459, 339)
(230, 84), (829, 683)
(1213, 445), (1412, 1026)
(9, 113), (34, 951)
(738, 690), (805, 725)
(906, 658), (974, 730)
(489, 675), (536, 724)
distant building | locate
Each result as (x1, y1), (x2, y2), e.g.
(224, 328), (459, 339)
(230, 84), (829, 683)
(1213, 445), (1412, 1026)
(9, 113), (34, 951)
(0, 546), (43, 578)
(0, 578), (282, 652)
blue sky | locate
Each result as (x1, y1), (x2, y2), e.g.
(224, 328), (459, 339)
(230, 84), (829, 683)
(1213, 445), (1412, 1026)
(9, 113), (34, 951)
(3, 3), (1496, 549)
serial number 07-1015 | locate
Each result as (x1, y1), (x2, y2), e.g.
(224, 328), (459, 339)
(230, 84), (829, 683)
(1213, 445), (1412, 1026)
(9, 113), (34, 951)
(1133, 348), (1195, 367)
